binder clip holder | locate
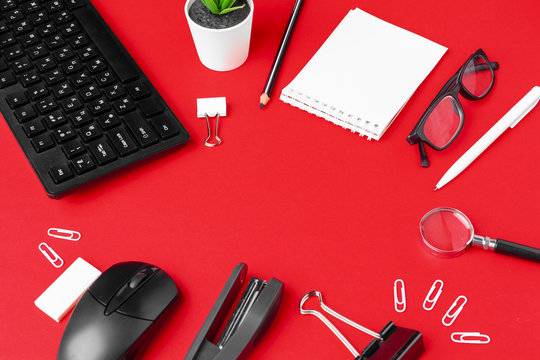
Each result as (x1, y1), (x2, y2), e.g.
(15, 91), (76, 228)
(197, 97), (226, 147)
(300, 291), (424, 360)
(185, 263), (283, 360)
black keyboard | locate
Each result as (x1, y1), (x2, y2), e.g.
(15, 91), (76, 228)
(0, 0), (189, 198)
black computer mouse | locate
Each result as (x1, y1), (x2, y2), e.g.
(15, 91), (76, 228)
(57, 261), (180, 360)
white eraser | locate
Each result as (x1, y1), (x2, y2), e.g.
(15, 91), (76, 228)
(35, 257), (101, 322)
(197, 97), (227, 117)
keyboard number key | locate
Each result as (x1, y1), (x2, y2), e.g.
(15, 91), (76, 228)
(49, 164), (74, 184)
(53, 125), (76, 143)
(79, 123), (102, 142)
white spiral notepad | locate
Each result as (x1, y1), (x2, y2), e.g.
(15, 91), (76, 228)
(280, 9), (447, 140)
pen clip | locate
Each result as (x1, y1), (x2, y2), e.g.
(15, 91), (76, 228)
(509, 86), (540, 128)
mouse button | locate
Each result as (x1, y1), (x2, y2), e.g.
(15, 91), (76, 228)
(89, 262), (148, 306)
(117, 271), (178, 321)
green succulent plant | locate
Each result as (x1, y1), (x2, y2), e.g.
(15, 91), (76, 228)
(200, 0), (245, 15)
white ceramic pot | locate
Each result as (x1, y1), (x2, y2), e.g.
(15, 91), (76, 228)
(185, 0), (253, 71)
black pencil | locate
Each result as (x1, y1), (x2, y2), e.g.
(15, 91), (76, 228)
(260, 0), (304, 109)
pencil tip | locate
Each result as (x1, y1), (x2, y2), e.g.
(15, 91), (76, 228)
(260, 93), (270, 109)
(434, 186), (439, 191)
(260, 103), (264, 109)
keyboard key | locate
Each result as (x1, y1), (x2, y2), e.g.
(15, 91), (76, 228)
(45, 1), (64, 13)
(14, 105), (37, 122)
(126, 81), (150, 100)
(69, 108), (92, 127)
(0, 21), (8, 33)
(53, 47), (75, 62)
(0, 71), (16, 88)
(21, 1), (42, 14)
(62, 58), (83, 75)
(71, 70), (91, 87)
(0, 0), (16, 12)
(5, 9), (24, 23)
(60, 95), (83, 112)
(67, 33), (88, 49)
(6, 91), (29, 108)
(23, 119), (45, 137)
(113, 97), (135, 115)
(0, 58), (7, 71)
(78, 46), (98, 62)
(37, 97), (58, 114)
(88, 98), (110, 115)
(13, 20), (32, 35)
(138, 97), (163, 117)
(28, 11), (49, 25)
(125, 113), (158, 148)
(53, 125), (77, 143)
(44, 69), (65, 85)
(95, 70), (115, 87)
(28, 84), (49, 100)
(108, 127), (138, 157)
(49, 164), (74, 184)
(62, 139), (86, 159)
(28, 44), (48, 59)
(88, 139), (117, 165)
(20, 31), (40, 47)
(66, 0), (85, 10)
(87, 58), (106, 74)
(97, 112), (120, 130)
(80, 83), (100, 101)
(74, 7), (139, 83)
(36, 56), (56, 72)
(61, 21), (80, 36)
(44, 34), (65, 49)
(104, 83), (125, 100)
(13, 57), (33, 73)
(53, 10), (72, 24)
(31, 133), (54, 152)
(4, 45), (24, 60)
(20, 70), (41, 86)
(79, 123), (102, 142)
(149, 114), (181, 140)
(44, 110), (67, 128)
(52, 82), (74, 99)
(72, 153), (96, 174)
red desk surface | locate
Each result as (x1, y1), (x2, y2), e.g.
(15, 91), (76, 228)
(1, 0), (540, 359)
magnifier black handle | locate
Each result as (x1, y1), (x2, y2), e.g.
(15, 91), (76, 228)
(495, 239), (540, 263)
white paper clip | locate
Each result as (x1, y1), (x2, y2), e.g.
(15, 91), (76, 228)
(451, 332), (490, 344)
(48, 228), (81, 241)
(423, 280), (444, 311)
(197, 97), (226, 147)
(39, 243), (64, 268)
(442, 295), (467, 326)
(393, 279), (406, 313)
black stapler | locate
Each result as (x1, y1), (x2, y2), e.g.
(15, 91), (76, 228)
(185, 263), (283, 360)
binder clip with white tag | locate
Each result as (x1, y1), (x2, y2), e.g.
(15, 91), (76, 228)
(197, 97), (226, 147)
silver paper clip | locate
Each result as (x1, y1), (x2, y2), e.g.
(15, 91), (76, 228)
(394, 279), (406, 313)
(300, 291), (381, 359)
(197, 97), (226, 147)
(442, 295), (467, 327)
(423, 280), (443, 311)
(48, 228), (81, 241)
(451, 332), (490, 344)
(39, 243), (64, 268)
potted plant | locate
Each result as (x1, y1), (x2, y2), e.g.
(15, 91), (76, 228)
(185, 0), (254, 71)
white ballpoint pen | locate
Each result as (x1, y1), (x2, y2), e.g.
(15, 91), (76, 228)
(435, 86), (540, 190)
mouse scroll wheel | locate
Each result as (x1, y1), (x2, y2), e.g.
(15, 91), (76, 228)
(128, 272), (148, 289)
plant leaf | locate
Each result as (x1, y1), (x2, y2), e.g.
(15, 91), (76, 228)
(220, 0), (234, 9)
(219, 4), (244, 14)
(201, 0), (219, 14)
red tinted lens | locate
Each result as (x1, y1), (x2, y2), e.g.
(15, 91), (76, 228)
(462, 55), (493, 98)
(423, 96), (463, 148)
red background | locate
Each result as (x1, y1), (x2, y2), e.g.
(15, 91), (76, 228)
(1, 0), (540, 359)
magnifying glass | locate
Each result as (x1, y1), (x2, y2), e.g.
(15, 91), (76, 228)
(420, 208), (540, 263)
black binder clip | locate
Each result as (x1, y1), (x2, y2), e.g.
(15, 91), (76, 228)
(300, 291), (424, 360)
(185, 263), (283, 360)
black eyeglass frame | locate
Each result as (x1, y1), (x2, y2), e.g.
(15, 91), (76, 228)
(407, 49), (499, 167)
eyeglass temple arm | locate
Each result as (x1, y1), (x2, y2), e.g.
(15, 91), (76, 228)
(418, 142), (429, 167)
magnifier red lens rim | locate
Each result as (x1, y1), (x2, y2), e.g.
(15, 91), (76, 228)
(419, 207), (474, 258)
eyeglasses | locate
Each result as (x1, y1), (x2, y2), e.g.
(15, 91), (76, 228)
(407, 49), (499, 167)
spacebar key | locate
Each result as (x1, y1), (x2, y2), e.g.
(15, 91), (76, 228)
(72, 7), (139, 83)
